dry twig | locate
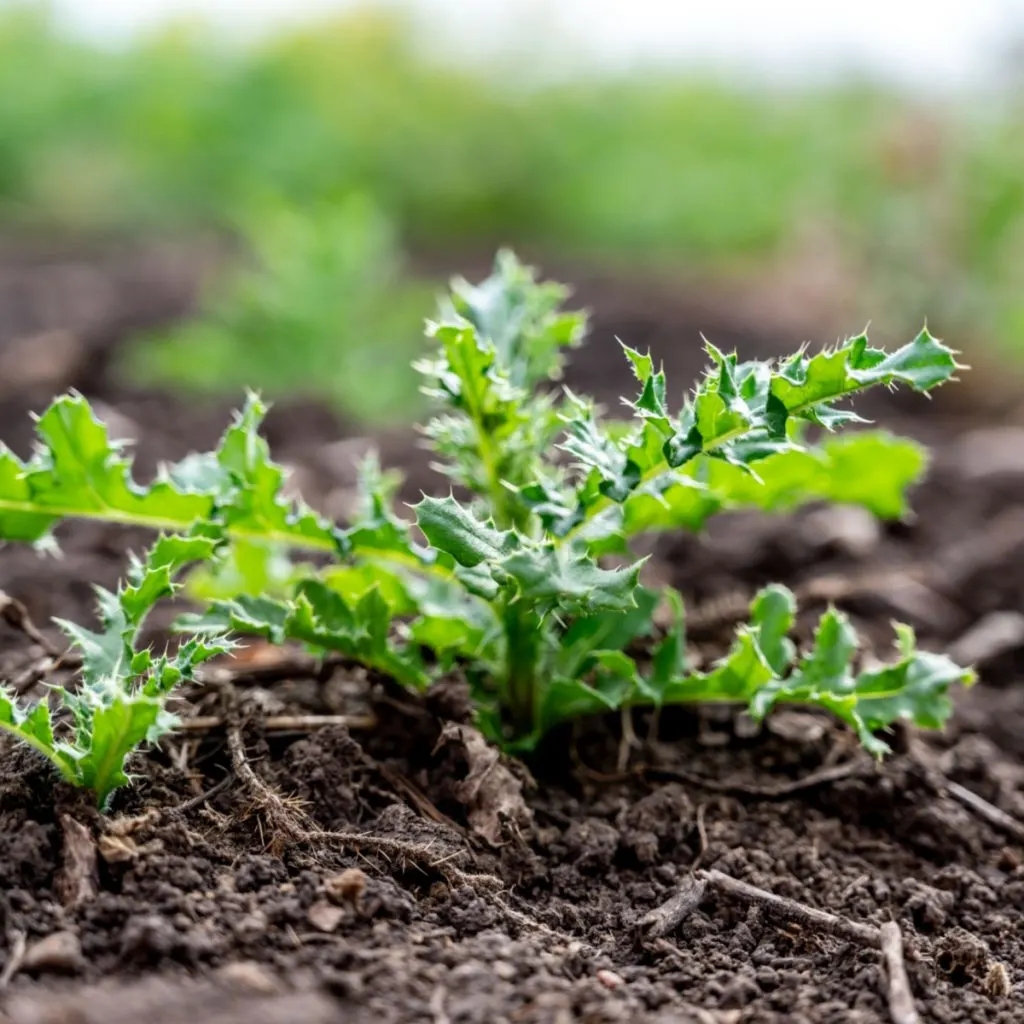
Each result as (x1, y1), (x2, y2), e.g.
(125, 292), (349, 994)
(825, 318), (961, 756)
(176, 713), (376, 734)
(0, 931), (26, 993)
(880, 921), (919, 1024)
(647, 758), (874, 798)
(911, 761), (1024, 844)
(0, 591), (63, 656)
(692, 804), (709, 871)
(697, 869), (881, 948)
(942, 780), (1024, 845)
(638, 876), (708, 939)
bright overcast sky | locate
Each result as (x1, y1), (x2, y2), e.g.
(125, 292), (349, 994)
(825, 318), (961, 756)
(32, 0), (1024, 88)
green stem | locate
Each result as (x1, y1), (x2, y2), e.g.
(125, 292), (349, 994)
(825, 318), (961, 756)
(502, 598), (544, 734)
(564, 370), (903, 544)
(564, 422), (751, 542)
(0, 491), (463, 588)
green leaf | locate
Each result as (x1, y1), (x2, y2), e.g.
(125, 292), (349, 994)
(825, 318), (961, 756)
(538, 669), (636, 737)
(182, 579), (429, 690)
(56, 532), (220, 688)
(561, 330), (960, 543)
(402, 573), (502, 670)
(67, 693), (164, 807)
(501, 545), (644, 613)
(771, 330), (960, 421)
(443, 249), (586, 389)
(414, 494), (518, 568)
(750, 617), (976, 756)
(660, 627), (776, 705)
(418, 253), (582, 530)
(590, 430), (927, 545)
(749, 585), (797, 675)
(0, 394), (209, 544)
(8, 530), (233, 806)
(555, 586), (658, 678)
(641, 588), (687, 703)
(0, 392), (345, 555)
(184, 538), (306, 602)
(0, 689), (76, 783)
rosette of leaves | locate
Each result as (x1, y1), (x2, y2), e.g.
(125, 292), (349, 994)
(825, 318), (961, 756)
(0, 250), (974, 785)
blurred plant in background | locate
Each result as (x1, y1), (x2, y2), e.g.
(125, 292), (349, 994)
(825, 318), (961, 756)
(124, 194), (434, 425)
(0, 2), (1023, 414)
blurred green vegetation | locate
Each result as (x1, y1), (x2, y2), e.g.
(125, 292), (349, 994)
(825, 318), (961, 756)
(124, 193), (433, 426)
(0, 3), (1022, 419)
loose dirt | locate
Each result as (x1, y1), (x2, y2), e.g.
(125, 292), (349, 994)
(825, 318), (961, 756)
(0, 240), (1023, 1023)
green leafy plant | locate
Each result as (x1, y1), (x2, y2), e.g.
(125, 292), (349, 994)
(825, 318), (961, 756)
(0, 251), (974, 802)
(123, 193), (433, 427)
(0, 532), (231, 807)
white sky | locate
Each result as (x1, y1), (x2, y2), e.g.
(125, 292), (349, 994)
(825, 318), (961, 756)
(29, 0), (1024, 89)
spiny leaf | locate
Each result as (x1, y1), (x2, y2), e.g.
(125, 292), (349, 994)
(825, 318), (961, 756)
(414, 494), (519, 568)
(442, 249), (586, 388)
(771, 330), (960, 421)
(558, 329), (960, 541)
(0, 391), (344, 554)
(64, 693), (165, 806)
(57, 532), (220, 687)
(2, 530), (233, 806)
(502, 545), (644, 614)
(182, 579), (429, 690)
(749, 616), (976, 756)
(0, 393), (211, 544)
(0, 689), (75, 783)
(577, 431), (926, 548)
(417, 252), (581, 529)
(554, 587), (659, 679)
(536, 585), (973, 757)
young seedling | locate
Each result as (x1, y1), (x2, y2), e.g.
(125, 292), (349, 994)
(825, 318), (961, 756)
(0, 250), (974, 802)
(0, 532), (231, 807)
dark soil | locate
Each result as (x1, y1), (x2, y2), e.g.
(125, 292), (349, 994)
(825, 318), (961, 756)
(1, 239), (1024, 1023)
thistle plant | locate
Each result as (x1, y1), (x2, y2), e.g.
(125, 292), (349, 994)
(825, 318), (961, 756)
(0, 251), (974, 802)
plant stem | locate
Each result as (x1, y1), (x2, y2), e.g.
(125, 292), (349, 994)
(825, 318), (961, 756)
(502, 598), (543, 734)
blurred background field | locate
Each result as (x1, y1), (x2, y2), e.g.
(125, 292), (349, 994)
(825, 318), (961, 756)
(1, 0), (1024, 425)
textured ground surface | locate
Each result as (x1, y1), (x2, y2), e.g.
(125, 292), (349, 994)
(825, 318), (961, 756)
(0, 241), (1023, 1023)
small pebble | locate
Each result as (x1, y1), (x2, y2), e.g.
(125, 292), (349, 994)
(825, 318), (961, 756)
(216, 960), (282, 995)
(22, 931), (83, 973)
(307, 900), (345, 933)
(326, 867), (367, 909)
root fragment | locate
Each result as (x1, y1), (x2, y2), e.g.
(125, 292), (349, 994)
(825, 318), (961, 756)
(301, 829), (501, 891)
(638, 876), (708, 939)
(0, 931), (26, 992)
(697, 869), (880, 948)
(648, 758), (874, 798)
(880, 921), (920, 1024)
(225, 721), (309, 848)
